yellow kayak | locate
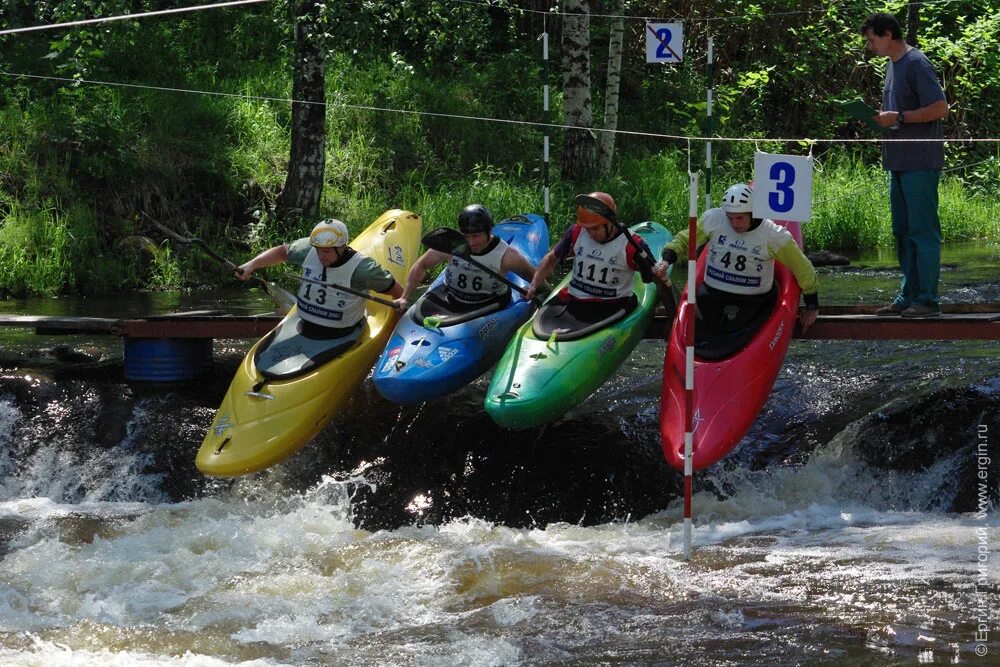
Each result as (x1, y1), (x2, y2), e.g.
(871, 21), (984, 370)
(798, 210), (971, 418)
(196, 209), (421, 476)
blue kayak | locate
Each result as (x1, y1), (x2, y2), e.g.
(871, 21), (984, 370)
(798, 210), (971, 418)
(373, 213), (550, 404)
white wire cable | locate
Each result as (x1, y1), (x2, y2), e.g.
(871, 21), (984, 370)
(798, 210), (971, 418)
(0, 0), (272, 36)
(446, 0), (967, 24)
(3, 69), (998, 145)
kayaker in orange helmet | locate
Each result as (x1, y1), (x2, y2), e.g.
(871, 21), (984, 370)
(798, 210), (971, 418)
(399, 204), (537, 312)
(653, 182), (819, 334)
(526, 192), (658, 318)
(236, 218), (407, 333)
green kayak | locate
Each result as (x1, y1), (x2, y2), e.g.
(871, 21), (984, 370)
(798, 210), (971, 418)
(484, 221), (673, 429)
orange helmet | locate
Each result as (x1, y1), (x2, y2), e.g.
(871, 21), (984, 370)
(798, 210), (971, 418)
(576, 191), (616, 228)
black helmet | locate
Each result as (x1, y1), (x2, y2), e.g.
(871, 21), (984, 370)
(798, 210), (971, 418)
(457, 204), (493, 234)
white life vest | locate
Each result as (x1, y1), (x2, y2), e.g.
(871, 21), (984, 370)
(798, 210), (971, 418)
(567, 228), (635, 300)
(444, 238), (510, 303)
(701, 208), (790, 295)
(296, 248), (367, 327)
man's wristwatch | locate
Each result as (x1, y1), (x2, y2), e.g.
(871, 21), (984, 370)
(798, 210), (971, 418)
(896, 112), (905, 125)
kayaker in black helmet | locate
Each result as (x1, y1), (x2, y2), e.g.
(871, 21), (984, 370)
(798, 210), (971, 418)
(398, 204), (537, 312)
(653, 183), (819, 335)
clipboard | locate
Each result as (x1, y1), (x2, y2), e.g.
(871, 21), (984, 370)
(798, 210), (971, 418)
(838, 99), (881, 131)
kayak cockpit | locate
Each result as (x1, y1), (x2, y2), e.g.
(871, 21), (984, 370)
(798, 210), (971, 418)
(531, 295), (638, 342)
(412, 284), (511, 327)
(254, 315), (366, 380)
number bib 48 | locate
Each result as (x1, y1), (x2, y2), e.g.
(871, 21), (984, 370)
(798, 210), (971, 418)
(702, 209), (775, 295)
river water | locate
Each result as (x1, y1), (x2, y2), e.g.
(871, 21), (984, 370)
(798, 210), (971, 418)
(0, 244), (997, 665)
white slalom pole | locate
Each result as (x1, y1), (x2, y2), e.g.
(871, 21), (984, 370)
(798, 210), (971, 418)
(540, 21), (551, 224)
(705, 36), (714, 211)
(683, 171), (699, 560)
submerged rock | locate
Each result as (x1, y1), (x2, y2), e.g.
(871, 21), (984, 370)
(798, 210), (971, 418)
(829, 383), (1000, 512)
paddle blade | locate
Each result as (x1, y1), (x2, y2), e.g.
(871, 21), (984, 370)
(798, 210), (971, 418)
(421, 227), (467, 256)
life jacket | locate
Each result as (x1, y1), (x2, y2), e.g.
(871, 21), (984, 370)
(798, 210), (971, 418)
(296, 248), (367, 327)
(702, 208), (787, 296)
(444, 237), (511, 304)
(567, 227), (635, 300)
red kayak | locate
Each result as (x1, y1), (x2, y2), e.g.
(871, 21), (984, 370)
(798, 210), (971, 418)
(660, 221), (802, 471)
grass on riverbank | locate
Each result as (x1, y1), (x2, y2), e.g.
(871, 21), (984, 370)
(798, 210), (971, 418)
(2, 64), (999, 295)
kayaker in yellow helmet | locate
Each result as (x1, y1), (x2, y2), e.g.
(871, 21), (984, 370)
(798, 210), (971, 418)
(652, 182), (819, 334)
(399, 204), (537, 312)
(526, 192), (658, 319)
(236, 218), (407, 333)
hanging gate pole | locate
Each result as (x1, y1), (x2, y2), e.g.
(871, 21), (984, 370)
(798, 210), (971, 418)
(540, 18), (551, 225)
(683, 172), (699, 560)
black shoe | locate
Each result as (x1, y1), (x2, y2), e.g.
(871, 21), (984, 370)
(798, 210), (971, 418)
(900, 303), (941, 318)
(874, 302), (906, 316)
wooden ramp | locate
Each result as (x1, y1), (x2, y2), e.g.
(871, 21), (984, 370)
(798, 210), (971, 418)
(2, 304), (1000, 341)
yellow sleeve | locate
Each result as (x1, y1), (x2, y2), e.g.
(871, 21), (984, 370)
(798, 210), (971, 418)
(774, 242), (818, 295)
(663, 219), (710, 264)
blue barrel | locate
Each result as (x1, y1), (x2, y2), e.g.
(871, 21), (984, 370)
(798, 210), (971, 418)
(123, 338), (213, 382)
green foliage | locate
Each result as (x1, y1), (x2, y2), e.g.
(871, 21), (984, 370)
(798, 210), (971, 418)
(1, 0), (998, 295)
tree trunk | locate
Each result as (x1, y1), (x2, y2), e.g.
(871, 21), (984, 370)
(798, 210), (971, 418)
(598, 0), (624, 174)
(276, 0), (326, 223)
(560, 0), (595, 182)
(906, 0), (919, 47)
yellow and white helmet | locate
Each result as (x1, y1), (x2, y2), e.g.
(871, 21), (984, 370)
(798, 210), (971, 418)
(309, 219), (349, 248)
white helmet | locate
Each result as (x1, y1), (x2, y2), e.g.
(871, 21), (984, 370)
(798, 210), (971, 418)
(309, 219), (349, 248)
(721, 183), (754, 214)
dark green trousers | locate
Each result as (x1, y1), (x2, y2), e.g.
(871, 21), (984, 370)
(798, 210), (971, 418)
(888, 170), (941, 306)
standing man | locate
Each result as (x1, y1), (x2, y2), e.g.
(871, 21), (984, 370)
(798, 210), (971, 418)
(861, 12), (949, 318)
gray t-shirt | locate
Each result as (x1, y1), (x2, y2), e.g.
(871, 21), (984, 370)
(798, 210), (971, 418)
(882, 47), (946, 172)
(286, 238), (396, 292)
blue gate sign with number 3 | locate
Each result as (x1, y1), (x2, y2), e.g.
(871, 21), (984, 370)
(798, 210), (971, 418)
(768, 161), (795, 213)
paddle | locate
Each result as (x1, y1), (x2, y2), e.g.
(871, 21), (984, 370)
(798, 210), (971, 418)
(573, 194), (677, 320)
(144, 213), (296, 314)
(421, 227), (545, 307)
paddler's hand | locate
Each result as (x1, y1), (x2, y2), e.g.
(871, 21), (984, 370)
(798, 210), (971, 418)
(652, 260), (671, 281)
(235, 263), (254, 281)
(392, 297), (409, 312)
(525, 283), (539, 301)
(799, 307), (818, 333)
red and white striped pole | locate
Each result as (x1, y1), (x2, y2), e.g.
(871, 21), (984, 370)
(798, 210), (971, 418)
(683, 171), (699, 560)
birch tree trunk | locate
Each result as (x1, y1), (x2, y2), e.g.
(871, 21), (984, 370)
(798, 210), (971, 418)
(277, 0), (326, 223)
(598, 0), (624, 174)
(906, 0), (919, 47)
(560, 0), (595, 182)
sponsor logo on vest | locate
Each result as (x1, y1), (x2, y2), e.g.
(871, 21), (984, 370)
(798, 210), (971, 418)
(768, 320), (785, 350)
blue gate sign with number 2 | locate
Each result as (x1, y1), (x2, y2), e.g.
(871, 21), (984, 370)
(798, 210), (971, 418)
(656, 28), (673, 59)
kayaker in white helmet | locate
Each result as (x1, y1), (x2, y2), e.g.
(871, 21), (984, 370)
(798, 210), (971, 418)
(398, 204), (537, 312)
(653, 182), (819, 334)
(236, 218), (407, 331)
